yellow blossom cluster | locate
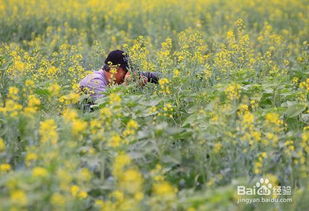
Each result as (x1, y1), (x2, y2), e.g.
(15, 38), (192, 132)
(123, 119), (139, 136)
(225, 83), (241, 100)
(59, 93), (80, 105)
(0, 138), (5, 152)
(96, 153), (144, 210)
(0, 163), (11, 172)
(158, 78), (170, 94)
(0, 87), (22, 117)
(299, 78), (309, 91)
(109, 93), (122, 104)
(62, 109), (87, 136)
(39, 119), (58, 144)
(70, 185), (88, 199)
(24, 95), (41, 115)
(254, 152), (267, 175)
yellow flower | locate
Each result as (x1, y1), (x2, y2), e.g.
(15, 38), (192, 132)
(0, 163), (11, 172)
(292, 77), (299, 84)
(48, 83), (61, 96)
(51, 193), (66, 206)
(251, 131), (261, 141)
(78, 168), (92, 182)
(134, 192), (144, 201)
(243, 112), (254, 124)
(8, 87), (19, 96)
(14, 60), (26, 73)
(108, 135), (122, 147)
(159, 78), (171, 94)
(27, 95), (41, 107)
(59, 93), (80, 104)
(173, 69), (180, 77)
(149, 106), (157, 113)
(90, 119), (101, 129)
(47, 66), (58, 76)
(113, 153), (132, 176)
(1, 100), (23, 116)
(250, 100), (258, 109)
(299, 78), (309, 91)
(71, 119), (87, 135)
(119, 168), (143, 193)
(239, 104), (249, 112)
(214, 143), (222, 153)
(109, 93), (121, 104)
(123, 120), (139, 136)
(203, 69), (212, 80)
(163, 103), (172, 111)
(127, 119), (138, 129)
(57, 169), (72, 190)
(100, 107), (112, 118)
(225, 83), (241, 100)
(39, 119), (58, 144)
(254, 162), (263, 174)
(111, 190), (124, 201)
(153, 181), (177, 196)
(265, 112), (282, 125)
(25, 152), (38, 166)
(0, 138), (5, 152)
(10, 190), (28, 206)
(24, 106), (37, 115)
(25, 80), (35, 87)
(260, 152), (267, 159)
(63, 109), (78, 121)
(95, 199), (105, 208)
(154, 175), (164, 182)
(71, 185), (80, 197)
(159, 78), (169, 85)
(123, 129), (135, 136)
(78, 191), (88, 199)
(264, 174), (279, 186)
(226, 31), (234, 39)
(32, 167), (48, 177)
(70, 185), (87, 199)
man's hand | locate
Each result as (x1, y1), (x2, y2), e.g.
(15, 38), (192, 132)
(124, 71), (132, 85)
(124, 72), (148, 86)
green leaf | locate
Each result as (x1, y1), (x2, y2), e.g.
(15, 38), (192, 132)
(34, 88), (50, 96)
(285, 103), (307, 118)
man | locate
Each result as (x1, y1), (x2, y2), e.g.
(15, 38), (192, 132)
(79, 50), (159, 100)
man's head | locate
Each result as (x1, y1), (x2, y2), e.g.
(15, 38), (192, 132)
(103, 50), (130, 84)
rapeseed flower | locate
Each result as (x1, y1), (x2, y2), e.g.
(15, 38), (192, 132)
(109, 93), (121, 104)
(108, 135), (122, 147)
(39, 119), (58, 144)
(225, 83), (241, 100)
(0, 138), (5, 152)
(10, 190), (28, 206)
(25, 152), (38, 166)
(119, 168), (143, 193)
(0, 163), (11, 172)
(32, 167), (48, 177)
(51, 193), (66, 206)
(153, 181), (177, 196)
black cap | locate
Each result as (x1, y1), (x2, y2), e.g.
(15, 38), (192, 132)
(104, 50), (129, 71)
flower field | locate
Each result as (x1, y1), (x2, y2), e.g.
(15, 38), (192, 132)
(0, 0), (308, 210)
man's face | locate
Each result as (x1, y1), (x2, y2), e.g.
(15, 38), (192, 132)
(110, 67), (127, 84)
